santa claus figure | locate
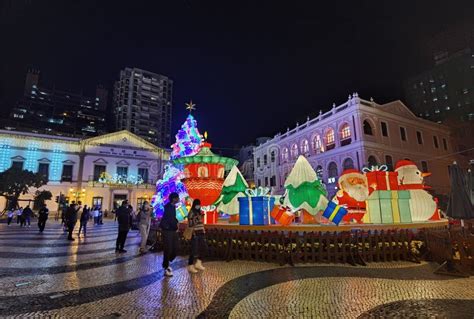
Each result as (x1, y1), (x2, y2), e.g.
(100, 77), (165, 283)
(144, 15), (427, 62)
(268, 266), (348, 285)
(395, 160), (438, 221)
(334, 169), (370, 223)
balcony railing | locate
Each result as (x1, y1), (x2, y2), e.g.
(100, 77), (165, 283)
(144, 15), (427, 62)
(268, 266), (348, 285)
(87, 175), (157, 189)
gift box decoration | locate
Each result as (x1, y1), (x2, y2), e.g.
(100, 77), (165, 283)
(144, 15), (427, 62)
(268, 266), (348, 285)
(203, 210), (218, 224)
(302, 209), (318, 224)
(176, 204), (188, 222)
(238, 188), (275, 225)
(366, 190), (412, 224)
(271, 205), (295, 226)
(393, 190), (412, 223)
(322, 201), (348, 226)
(363, 165), (399, 194)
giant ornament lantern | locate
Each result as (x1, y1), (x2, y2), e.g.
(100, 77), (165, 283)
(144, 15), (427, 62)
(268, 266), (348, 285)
(173, 142), (238, 206)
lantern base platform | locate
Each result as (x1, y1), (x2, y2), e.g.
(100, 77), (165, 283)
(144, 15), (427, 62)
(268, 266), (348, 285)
(203, 219), (448, 232)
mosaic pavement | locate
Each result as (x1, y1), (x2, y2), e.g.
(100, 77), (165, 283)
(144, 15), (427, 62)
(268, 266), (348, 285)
(0, 219), (473, 318)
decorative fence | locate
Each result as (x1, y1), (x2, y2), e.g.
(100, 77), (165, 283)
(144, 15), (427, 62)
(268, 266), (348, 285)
(148, 226), (442, 266)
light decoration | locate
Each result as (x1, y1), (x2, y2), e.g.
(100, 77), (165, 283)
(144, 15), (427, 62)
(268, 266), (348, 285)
(0, 138), (12, 172)
(24, 142), (40, 172)
(151, 102), (203, 217)
(98, 171), (144, 186)
(50, 146), (63, 182)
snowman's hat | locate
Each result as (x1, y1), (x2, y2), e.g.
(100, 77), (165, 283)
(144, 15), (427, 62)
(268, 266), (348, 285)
(394, 160), (417, 171)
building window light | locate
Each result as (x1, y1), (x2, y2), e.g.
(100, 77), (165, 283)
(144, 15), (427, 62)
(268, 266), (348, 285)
(96, 97), (100, 101)
(431, 87), (436, 93)
(435, 109), (440, 114)
(445, 106), (450, 110)
(441, 84), (446, 88)
(433, 97), (438, 102)
(463, 88), (469, 94)
(444, 95), (448, 100)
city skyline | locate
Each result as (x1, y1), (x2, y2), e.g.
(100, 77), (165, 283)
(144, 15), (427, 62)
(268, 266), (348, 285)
(1, 1), (473, 149)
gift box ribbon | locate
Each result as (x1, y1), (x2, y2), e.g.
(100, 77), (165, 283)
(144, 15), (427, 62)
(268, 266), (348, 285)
(244, 187), (271, 197)
(362, 165), (388, 173)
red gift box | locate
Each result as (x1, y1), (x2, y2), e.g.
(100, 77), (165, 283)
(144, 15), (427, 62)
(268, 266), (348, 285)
(364, 166), (398, 194)
(204, 210), (218, 224)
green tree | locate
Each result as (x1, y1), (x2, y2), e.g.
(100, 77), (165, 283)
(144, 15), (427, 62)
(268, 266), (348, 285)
(33, 190), (53, 210)
(0, 167), (48, 210)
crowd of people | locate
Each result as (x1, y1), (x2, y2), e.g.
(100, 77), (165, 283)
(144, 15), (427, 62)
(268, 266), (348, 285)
(3, 192), (208, 277)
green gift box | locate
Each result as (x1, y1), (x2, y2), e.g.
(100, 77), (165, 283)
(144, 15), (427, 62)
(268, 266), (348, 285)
(366, 190), (392, 224)
(396, 190), (412, 223)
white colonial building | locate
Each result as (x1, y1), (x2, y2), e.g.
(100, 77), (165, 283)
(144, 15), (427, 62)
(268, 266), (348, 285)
(254, 94), (456, 198)
(0, 130), (169, 212)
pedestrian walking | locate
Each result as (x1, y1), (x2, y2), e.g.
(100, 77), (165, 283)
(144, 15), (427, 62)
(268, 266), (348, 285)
(78, 205), (90, 237)
(16, 207), (23, 224)
(93, 206), (100, 225)
(23, 205), (33, 228)
(7, 209), (14, 226)
(187, 199), (207, 274)
(115, 200), (131, 253)
(37, 204), (49, 232)
(159, 192), (180, 277)
(139, 201), (152, 254)
(65, 203), (80, 241)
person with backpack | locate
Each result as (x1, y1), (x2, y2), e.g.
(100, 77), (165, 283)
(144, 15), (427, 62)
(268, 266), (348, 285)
(78, 205), (90, 237)
(187, 199), (207, 274)
(139, 201), (152, 254)
(159, 193), (180, 277)
(37, 204), (49, 232)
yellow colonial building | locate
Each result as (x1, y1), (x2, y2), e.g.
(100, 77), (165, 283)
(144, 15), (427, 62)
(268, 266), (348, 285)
(0, 130), (169, 212)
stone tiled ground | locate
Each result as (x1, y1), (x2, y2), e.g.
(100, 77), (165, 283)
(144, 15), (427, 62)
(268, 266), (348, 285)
(0, 219), (473, 318)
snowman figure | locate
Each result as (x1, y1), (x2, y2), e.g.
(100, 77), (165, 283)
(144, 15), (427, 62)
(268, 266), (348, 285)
(394, 160), (438, 222)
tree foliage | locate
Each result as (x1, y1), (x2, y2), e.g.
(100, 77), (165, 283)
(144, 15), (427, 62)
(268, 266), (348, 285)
(34, 190), (53, 209)
(0, 167), (48, 209)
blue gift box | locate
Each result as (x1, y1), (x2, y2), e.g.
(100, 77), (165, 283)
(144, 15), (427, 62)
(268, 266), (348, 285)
(322, 201), (348, 226)
(238, 196), (275, 225)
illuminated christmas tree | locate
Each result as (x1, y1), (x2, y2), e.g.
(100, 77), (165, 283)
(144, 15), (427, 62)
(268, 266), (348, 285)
(151, 102), (203, 217)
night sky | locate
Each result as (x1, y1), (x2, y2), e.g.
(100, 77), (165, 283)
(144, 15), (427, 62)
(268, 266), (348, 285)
(1, 0), (473, 151)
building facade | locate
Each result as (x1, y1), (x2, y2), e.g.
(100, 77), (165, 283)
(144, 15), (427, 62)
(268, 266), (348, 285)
(404, 48), (474, 123)
(0, 130), (169, 212)
(238, 137), (270, 187)
(8, 69), (108, 137)
(254, 94), (456, 199)
(113, 67), (173, 148)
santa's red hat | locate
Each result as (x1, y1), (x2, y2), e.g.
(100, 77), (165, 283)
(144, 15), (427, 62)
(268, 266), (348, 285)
(395, 160), (417, 171)
(338, 169), (364, 185)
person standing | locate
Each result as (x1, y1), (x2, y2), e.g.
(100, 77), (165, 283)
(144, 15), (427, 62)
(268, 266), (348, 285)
(187, 199), (207, 273)
(78, 205), (90, 237)
(23, 205), (33, 228)
(93, 206), (100, 225)
(16, 207), (23, 225)
(37, 204), (49, 232)
(65, 203), (79, 240)
(115, 200), (131, 253)
(6, 209), (14, 226)
(159, 193), (180, 277)
(139, 201), (152, 254)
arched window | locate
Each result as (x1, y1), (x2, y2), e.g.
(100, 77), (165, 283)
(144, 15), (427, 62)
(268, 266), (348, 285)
(327, 162), (338, 184)
(385, 155), (393, 171)
(367, 156), (378, 168)
(363, 120), (373, 135)
(301, 139), (309, 155)
(197, 166), (209, 178)
(281, 148), (289, 162)
(340, 123), (352, 146)
(316, 165), (323, 181)
(313, 135), (324, 154)
(343, 158), (354, 170)
(325, 128), (335, 150)
(291, 143), (298, 159)
(270, 150), (276, 163)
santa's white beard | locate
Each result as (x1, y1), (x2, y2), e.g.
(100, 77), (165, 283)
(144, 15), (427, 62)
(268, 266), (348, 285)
(346, 184), (369, 202)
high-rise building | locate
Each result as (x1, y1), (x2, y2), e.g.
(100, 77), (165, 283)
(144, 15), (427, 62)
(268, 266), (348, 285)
(404, 22), (474, 123)
(8, 69), (108, 137)
(113, 67), (173, 147)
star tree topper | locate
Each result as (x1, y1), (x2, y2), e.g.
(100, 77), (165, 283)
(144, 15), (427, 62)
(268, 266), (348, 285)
(186, 100), (196, 113)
